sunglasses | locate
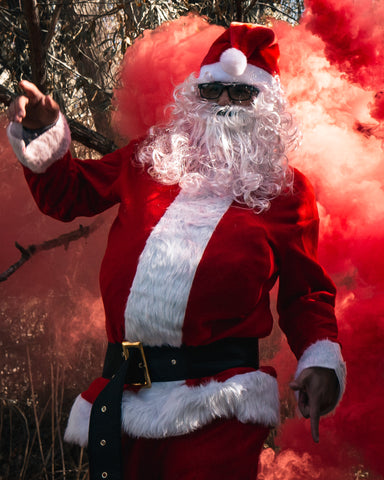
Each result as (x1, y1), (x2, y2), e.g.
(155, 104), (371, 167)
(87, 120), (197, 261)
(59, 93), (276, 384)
(198, 82), (260, 102)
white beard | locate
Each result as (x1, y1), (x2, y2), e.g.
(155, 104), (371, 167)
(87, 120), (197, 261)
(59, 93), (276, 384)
(137, 78), (297, 212)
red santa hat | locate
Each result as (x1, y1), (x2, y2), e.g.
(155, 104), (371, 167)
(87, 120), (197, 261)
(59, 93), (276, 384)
(198, 22), (280, 88)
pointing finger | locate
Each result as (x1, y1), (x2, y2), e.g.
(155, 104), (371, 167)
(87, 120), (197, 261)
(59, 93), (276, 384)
(309, 399), (321, 443)
(19, 80), (44, 104)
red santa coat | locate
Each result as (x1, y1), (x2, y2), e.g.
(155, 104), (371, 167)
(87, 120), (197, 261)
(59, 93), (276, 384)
(7, 114), (346, 446)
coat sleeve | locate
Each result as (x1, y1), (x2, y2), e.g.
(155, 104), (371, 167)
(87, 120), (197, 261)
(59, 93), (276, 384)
(271, 169), (346, 398)
(22, 150), (125, 221)
(7, 113), (139, 221)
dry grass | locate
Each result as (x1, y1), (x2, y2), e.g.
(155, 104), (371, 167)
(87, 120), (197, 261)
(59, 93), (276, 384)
(0, 297), (105, 480)
(0, 357), (90, 480)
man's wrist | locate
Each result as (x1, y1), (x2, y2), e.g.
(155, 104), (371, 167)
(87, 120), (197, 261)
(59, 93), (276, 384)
(7, 113), (71, 173)
(22, 122), (57, 146)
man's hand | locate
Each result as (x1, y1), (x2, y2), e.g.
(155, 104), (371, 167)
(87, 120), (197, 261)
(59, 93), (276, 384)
(290, 366), (340, 443)
(7, 80), (60, 129)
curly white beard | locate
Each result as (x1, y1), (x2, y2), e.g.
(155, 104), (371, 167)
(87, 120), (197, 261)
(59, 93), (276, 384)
(137, 75), (298, 212)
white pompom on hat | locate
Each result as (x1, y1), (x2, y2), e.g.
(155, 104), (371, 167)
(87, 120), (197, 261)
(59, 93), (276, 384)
(220, 48), (248, 76)
(198, 22), (280, 88)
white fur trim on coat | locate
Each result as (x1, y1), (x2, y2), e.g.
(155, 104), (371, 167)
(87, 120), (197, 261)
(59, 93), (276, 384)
(295, 339), (347, 403)
(6, 112), (71, 173)
(64, 394), (92, 447)
(64, 370), (279, 446)
(124, 190), (233, 346)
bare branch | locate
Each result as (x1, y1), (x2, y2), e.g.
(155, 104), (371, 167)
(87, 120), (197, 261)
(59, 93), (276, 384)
(235, 0), (244, 21)
(0, 7), (29, 41)
(0, 218), (104, 282)
(257, 2), (301, 23)
(69, 119), (117, 154)
(47, 52), (112, 96)
(23, 0), (47, 92)
(43, 4), (63, 53)
(244, 0), (260, 16)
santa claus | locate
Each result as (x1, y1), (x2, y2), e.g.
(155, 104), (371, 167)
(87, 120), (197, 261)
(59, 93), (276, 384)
(7, 22), (345, 480)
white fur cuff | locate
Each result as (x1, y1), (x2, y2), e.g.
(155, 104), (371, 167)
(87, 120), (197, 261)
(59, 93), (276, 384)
(295, 339), (347, 403)
(6, 112), (71, 174)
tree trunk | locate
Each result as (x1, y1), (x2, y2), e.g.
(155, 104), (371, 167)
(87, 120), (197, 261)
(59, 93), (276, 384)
(23, 0), (47, 92)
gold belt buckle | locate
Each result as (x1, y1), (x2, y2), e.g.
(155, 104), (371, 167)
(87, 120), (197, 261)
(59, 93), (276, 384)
(122, 341), (152, 388)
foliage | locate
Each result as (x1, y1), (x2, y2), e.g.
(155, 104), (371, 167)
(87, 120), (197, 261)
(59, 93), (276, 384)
(0, 0), (304, 148)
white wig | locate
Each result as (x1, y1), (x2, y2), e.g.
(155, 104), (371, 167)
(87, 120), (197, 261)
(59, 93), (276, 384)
(137, 74), (299, 213)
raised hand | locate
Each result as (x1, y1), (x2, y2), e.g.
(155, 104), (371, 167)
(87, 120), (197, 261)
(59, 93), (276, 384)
(7, 80), (60, 130)
(290, 366), (340, 443)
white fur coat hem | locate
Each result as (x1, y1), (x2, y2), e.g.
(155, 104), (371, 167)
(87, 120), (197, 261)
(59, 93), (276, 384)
(64, 369), (279, 447)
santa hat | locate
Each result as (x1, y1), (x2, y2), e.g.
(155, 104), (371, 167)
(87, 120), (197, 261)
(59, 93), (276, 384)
(198, 22), (280, 88)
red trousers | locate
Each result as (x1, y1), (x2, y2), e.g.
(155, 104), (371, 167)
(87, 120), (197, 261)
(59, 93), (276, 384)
(122, 418), (270, 479)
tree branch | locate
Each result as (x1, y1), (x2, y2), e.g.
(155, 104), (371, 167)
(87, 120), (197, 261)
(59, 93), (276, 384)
(235, 0), (244, 22)
(0, 7), (29, 41)
(244, 0), (259, 16)
(23, 0), (47, 92)
(257, 2), (300, 23)
(68, 119), (117, 154)
(43, 3), (63, 53)
(0, 218), (104, 282)
(46, 52), (113, 96)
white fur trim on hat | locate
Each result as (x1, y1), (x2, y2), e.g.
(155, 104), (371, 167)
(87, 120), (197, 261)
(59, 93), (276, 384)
(198, 62), (275, 89)
(220, 48), (247, 77)
(295, 339), (347, 404)
(6, 112), (71, 174)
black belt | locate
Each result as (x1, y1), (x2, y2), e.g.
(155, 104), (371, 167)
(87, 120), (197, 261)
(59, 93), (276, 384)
(88, 338), (259, 480)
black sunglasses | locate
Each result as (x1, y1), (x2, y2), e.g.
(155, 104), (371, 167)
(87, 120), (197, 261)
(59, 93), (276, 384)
(198, 82), (260, 102)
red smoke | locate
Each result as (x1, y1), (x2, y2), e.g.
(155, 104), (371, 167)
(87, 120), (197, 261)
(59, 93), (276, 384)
(112, 15), (224, 141)
(1, 2), (384, 478)
(303, 0), (384, 122)
(369, 91), (384, 122)
(304, 0), (384, 89)
(269, 4), (384, 478)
